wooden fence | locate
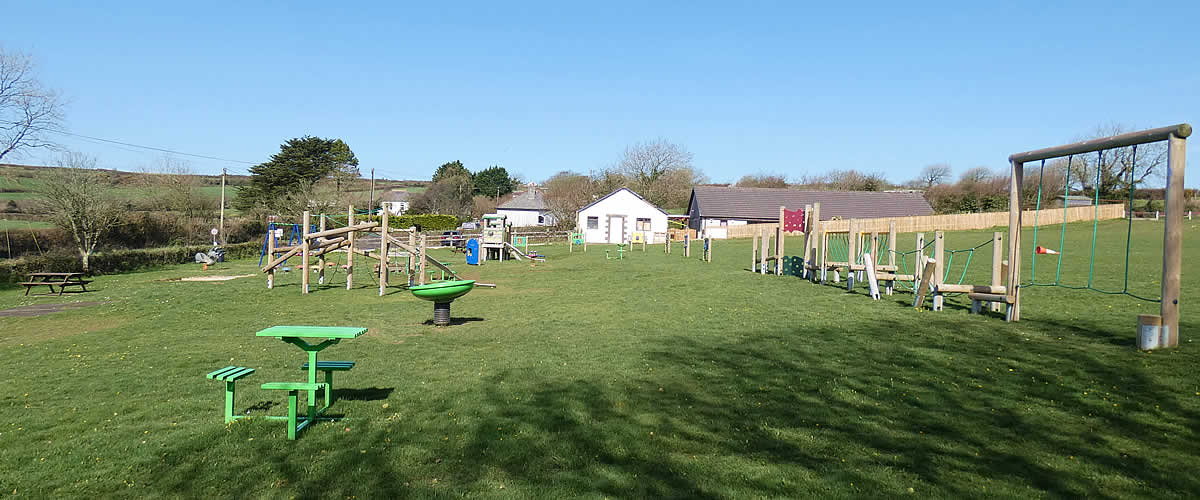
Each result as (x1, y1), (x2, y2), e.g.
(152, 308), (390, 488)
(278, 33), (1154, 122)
(724, 203), (1127, 238)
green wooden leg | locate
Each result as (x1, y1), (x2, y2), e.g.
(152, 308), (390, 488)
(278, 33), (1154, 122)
(306, 351), (319, 418)
(287, 390), (298, 440)
(224, 381), (236, 423)
(323, 370), (333, 408)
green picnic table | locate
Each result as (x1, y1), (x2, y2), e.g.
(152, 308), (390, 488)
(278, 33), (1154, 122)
(256, 325), (367, 439)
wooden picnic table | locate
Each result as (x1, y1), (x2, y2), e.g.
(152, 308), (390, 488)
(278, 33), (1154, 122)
(20, 272), (93, 296)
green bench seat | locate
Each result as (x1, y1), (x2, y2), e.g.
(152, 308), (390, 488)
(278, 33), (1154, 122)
(300, 361), (356, 408)
(206, 366), (256, 423)
(261, 382), (326, 440)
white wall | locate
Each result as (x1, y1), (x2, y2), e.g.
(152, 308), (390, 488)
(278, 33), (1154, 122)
(576, 189), (668, 244)
(383, 201), (409, 215)
(498, 209), (555, 227)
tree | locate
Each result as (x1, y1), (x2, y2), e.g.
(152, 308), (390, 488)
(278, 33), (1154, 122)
(139, 155), (214, 216)
(1068, 124), (1167, 200)
(0, 48), (64, 161)
(736, 173), (789, 188)
(327, 139), (360, 192)
(919, 163), (952, 188)
(959, 166), (994, 185)
(432, 160), (470, 184)
(473, 165), (516, 198)
(237, 136), (357, 211)
(543, 171), (597, 229)
(38, 153), (122, 273)
(410, 174), (474, 219)
(615, 139), (695, 207)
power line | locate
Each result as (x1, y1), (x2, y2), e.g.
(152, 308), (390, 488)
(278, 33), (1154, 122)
(46, 128), (258, 165)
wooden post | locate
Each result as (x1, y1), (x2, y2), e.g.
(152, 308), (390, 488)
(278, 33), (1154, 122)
(419, 235), (428, 285)
(378, 209), (388, 296)
(776, 206), (785, 275)
(818, 226), (827, 283)
(666, 234), (671, 254)
(932, 230), (944, 311)
(1159, 132), (1186, 347)
(800, 204), (813, 279)
(913, 257), (937, 309)
(751, 233), (758, 272)
(989, 231), (1002, 312)
(759, 229), (768, 274)
(266, 224), (276, 289)
(707, 237), (713, 262)
(915, 233), (925, 283)
(1007, 161), (1024, 321)
(317, 214), (327, 285)
(301, 211), (311, 294)
(346, 205), (355, 290)
(863, 252), (880, 300)
(684, 234), (691, 258)
(886, 221), (896, 295)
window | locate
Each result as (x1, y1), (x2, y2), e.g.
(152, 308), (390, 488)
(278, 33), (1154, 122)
(587, 216), (599, 229)
(636, 218), (651, 231)
(538, 215), (545, 224)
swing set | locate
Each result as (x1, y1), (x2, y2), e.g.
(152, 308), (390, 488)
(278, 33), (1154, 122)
(1007, 123), (1190, 349)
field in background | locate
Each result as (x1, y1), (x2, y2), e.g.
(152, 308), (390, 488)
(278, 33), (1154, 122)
(1, 221), (1197, 498)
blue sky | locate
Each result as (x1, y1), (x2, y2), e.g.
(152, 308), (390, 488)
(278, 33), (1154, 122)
(5, 2), (1197, 186)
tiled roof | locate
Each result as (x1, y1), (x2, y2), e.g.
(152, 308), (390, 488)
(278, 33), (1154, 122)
(497, 188), (548, 211)
(688, 186), (934, 220)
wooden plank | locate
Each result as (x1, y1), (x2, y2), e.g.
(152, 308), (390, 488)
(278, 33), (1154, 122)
(304, 222), (380, 240)
(776, 206), (785, 275)
(317, 214), (327, 285)
(875, 273), (915, 281)
(418, 235), (428, 285)
(935, 284), (1007, 294)
(862, 252), (880, 300)
(990, 231), (1002, 312)
(266, 223), (276, 289)
(967, 292), (1015, 304)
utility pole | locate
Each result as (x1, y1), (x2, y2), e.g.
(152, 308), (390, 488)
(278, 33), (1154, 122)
(369, 168), (376, 215)
(219, 168), (226, 244)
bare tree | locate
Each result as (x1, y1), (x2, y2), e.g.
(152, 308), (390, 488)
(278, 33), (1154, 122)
(38, 153), (122, 273)
(959, 166), (994, 185)
(139, 156), (215, 216)
(1067, 124), (1167, 199)
(543, 171), (597, 229)
(615, 139), (695, 207)
(0, 48), (64, 160)
(919, 163), (952, 188)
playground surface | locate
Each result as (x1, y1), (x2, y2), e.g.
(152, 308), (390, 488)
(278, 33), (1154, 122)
(1, 219), (1198, 498)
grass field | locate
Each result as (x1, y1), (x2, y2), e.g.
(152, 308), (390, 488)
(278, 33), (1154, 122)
(1, 220), (1198, 498)
(0, 219), (55, 230)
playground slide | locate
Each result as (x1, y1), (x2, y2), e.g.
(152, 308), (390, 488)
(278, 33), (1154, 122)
(503, 242), (545, 262)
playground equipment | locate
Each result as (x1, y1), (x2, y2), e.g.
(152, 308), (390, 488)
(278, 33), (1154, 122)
(1009, 123), (1189, 349)
(259, 206), (460, 295)
(409, 279), (476, 326)
(477, 214), (544, 262)
(569, 232), (586, 252)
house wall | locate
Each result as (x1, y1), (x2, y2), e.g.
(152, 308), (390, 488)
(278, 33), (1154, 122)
(577, 190), (668, 244)
(498, 208), (555, 227)
(383, 201), (409, 215)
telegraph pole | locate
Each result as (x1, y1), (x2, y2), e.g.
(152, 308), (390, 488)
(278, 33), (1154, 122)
(369, 168), (375, 215)
(219, 168), (226, 244)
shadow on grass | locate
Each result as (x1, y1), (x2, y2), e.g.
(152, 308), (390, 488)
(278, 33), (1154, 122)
(153, 317), (1200, 498)
(334, 387), (394, 401)
(421, 317), (485, 326)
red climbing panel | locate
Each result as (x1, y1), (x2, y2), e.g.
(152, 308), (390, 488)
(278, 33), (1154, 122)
(782, 208), (805, 232)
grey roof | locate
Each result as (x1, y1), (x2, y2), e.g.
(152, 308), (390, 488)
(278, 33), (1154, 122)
(383, 190), (411, 202)
(688, 186), (934, 221)
(576, 187), (668, 215)
(497, 188), (549, 211)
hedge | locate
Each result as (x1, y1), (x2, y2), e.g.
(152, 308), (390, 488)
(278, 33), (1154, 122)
(384, 214), (459, 232)
(0, 241), (260, 285)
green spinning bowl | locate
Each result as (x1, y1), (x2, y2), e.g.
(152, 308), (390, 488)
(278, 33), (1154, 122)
(409, 280), (476, 326)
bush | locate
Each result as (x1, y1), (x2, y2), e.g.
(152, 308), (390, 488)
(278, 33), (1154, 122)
(385, 214), (459, 231)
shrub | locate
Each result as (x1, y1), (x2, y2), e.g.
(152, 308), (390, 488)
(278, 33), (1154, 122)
(385, 214), (459, 231)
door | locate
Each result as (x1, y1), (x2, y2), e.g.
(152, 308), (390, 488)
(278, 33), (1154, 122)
(607, 216), (625, 244)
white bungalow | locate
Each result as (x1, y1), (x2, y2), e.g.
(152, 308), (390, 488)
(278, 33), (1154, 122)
(496, 188), (556, 227)
(576, 188), (668, 244)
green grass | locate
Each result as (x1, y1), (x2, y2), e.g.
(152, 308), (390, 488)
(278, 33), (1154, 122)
(0, 219), (54, 230)
(1, 220), (1198, 498)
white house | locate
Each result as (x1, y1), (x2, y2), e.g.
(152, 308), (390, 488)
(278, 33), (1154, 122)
(576, 188), (668, 244)
(496, 188), (556, 227)
(381, 190), (412, 216)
